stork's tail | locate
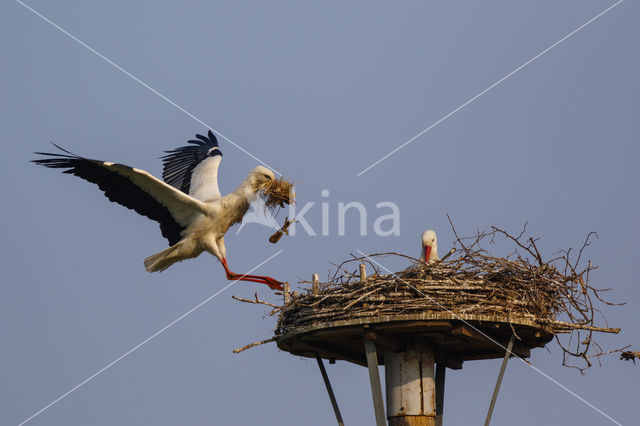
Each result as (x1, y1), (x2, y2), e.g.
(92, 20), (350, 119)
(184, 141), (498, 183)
(144, 245), (183, 273)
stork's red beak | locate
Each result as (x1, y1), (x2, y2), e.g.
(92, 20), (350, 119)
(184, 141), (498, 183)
(424, 246), (431, 263)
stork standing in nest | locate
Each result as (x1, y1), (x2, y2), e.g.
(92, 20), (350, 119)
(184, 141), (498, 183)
(33, 130), (289, 290)
(421, 230), (440, 264)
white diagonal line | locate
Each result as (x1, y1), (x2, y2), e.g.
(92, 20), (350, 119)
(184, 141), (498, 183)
(356, 250), (622, 425)
(17, 250), (283, 426)
(15, 0), (282, 177)
(356, 0), (624, 176)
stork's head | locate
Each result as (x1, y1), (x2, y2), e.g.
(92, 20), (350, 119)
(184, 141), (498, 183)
(421, 230), (439, 263)
(249, 166), (276, 188)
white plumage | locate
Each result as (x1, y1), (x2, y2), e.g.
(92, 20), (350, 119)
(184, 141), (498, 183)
(33, 130), (286, 290)
(188, 155), (222, 202)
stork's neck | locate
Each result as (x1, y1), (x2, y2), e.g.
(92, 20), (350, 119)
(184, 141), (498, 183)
(231, 172), (263, 204)
(215, 173), (263, 231)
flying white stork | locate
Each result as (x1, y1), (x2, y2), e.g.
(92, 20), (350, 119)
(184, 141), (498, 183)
(421, 230), (440, 264)
(33, 130), (286, 290)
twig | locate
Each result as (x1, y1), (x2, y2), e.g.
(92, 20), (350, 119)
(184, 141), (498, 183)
(233, 337), (277, 354)
(232, 293), (280, 309)
(439, 248), (456, 262)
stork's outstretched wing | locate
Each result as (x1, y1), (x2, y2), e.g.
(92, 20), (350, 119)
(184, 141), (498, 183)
(33, 145), (208, 246)
(161, 130), (222, 202)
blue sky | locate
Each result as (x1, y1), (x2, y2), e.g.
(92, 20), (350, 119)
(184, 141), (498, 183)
(1, 1), (638, 425)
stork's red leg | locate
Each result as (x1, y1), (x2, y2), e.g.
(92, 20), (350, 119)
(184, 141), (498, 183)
(230, 274), (284, 291)
(221, 258), (284, 291)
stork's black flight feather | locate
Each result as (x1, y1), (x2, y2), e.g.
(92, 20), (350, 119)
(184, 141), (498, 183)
(161, 130), (222, 194)
(32, 145), (187, 245)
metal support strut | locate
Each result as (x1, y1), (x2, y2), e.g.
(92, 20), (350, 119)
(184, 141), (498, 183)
(364, 338), (387, 426)
(484, 334), (515, 426)
(315, 355), (345, 426)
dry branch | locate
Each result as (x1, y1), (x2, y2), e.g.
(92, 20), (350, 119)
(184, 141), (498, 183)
(233, 337), (277, 353)
(232, 293), (280, 309)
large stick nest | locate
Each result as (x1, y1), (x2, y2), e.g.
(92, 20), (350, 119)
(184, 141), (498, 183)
(268, 219), (626, 373)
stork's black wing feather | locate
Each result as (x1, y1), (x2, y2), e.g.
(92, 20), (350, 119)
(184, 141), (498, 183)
(33, 146), (204, 246)
(161, 130), (222, 194)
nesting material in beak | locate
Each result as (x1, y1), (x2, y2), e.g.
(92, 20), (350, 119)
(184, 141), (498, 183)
(261, 177), (295, 212)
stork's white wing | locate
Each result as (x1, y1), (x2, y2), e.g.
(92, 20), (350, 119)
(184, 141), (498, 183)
(33, 145), (208, 246)
(189, 155), (222, 201)
(161, 130), (222, 201)
(106, 162), (208, 224)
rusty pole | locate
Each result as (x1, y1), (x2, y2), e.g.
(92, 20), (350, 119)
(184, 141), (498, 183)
(435, 363), (446, 426)
(384, 342), (437, 426)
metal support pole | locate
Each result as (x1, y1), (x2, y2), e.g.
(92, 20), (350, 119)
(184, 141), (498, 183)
(385, 343), (436, 426)
(484, 334), (515, 426)
(315, 355), (345, 426)
(384, 342), (436, 426)
(364, 338), (386, 426)
(435, 363), (446, 426)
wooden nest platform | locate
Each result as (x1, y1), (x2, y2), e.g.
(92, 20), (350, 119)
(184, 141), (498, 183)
(269, 223), (624, 372)
(235, 223), (625, 373)
(234, 223), (630, 425)
(275, 261), (559, 368)
(277, 313), (553, 368)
